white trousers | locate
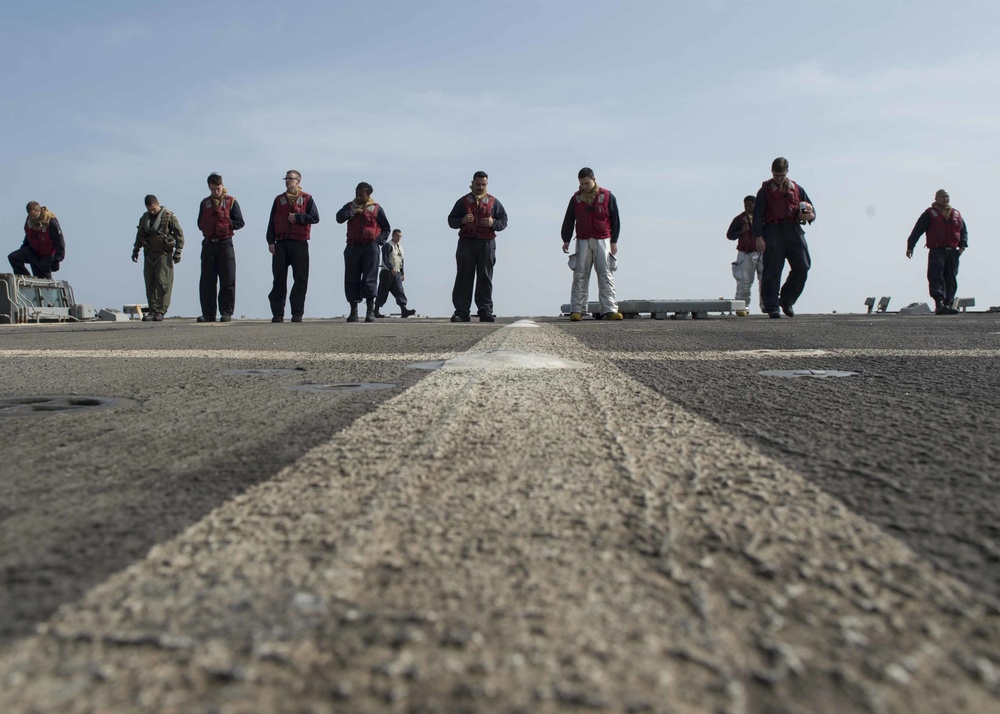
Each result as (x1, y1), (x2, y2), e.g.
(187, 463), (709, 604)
(571, 238), (618, 315)
(732, 250), (764, 312)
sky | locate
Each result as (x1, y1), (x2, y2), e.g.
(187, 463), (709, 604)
(2, 0), (998, 319)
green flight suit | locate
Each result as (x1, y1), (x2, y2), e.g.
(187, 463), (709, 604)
(133, 208), (184, 316)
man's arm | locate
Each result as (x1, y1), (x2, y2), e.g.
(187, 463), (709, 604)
(380, 241), (393, 268)
(798, 186), (816, 223)
(229, 199), (245, 232)
(560, 198), (576, 244)
(726, 215), (743, 241)
(959, 216), (969, 248)
(266, 199), (277, 244)
(294, 197), (320, 225)
(335, 203), (354, 224)
(751, 188), (767, 239)
(170, 213), (185, 256)
(608, 193), (621, 243)
(49, 218), (66, 262)
(906, 211), (931, 253)
(376, 206), (391, 246)
(491, 199), (508, 232)
(447, 198), (468, 229)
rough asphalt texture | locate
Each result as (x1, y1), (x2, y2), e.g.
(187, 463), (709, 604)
(0, 314), (998, 713)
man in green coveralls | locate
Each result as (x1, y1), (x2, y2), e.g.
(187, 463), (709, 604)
(132, 194), (184, 321)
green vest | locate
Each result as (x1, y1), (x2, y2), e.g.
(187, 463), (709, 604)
(138, 210), (177, 253)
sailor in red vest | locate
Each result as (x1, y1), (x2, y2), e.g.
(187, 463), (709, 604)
(335, 182), (391, 323)
(906, 189), (968, 315)
(9, 201), (65, 279)
(267, 170), (320, 323)
(560, 167), (622, 321)
(727, 195), (763, 316)
(751, 157), (816, 318)
(447, 171), (509, 322)
(195, 173), (245, 322)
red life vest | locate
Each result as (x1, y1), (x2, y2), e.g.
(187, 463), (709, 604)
(24, 220), (56, 256)
(736, 212), (755, 252)
(459, 194), (497, 239)
(273, 191), (313, 241)
(925, 207), (963, 249)
(345, 202), (382, 245)
(198, 195), (235, 238)
(573, 188), (612, 240)
(762, 179), (801, 224)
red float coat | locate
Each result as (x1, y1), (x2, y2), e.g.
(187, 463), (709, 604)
(346, 202), (382, 245)
(198, 195), (236, 238)
(573, 188), (612, 239)
(762, 179), (802, 224)
(273, 191), (313, 241)
(459, 194), (497, 240)
(925, 207), (963, 249)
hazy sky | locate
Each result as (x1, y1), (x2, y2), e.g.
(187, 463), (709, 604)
(3, 1), (997, 319)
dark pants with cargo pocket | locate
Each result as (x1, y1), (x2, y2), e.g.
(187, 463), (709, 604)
(344, 242), (379, 304)
(269, 240), (310, 318)
(452, 237), (495, 317)
(927, 247), (960, 305)
(200, 238), (236, 318)
(761, 224), (810, 313)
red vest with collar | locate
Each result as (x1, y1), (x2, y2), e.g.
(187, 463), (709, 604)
(346, 202), (381, 245)
(762, 179), (801, 224)
(573, 188), (612, 240)
(25, 221), (56, 256)
(198, 195), (235, 238)
(459, 194), (497, 240)
(925, 207), (963, 249)
(274, 191), (312, 241)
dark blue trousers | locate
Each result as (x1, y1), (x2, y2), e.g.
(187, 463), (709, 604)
(761, 225), (810, 313)
(927, 247), (960, 304)
(452, 237), (495, 317)
(199, 238), (237, 318)
(269, 240), (309, 317)
(344, 242), (380, 303)
(8, 245), (53, 279)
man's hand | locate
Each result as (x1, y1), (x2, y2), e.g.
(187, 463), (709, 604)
(562, 241), (570, 254)
(906, 249), (913, 259)
(268, 244), (275, 255)
(610, 243), (618, 256)
(172, 253), (182, 264)
(462, 214), (475, 225)
(958, 247), (966, 255)
(287, 213), (297, 224)
(755, 237), (765, 253)
(131, 251), (139, 263)
(51, 260), (60, 272)
(390, 268), (398, 276)
(479, 216), (493, 227)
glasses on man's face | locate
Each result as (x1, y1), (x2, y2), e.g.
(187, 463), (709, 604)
(284, 177), (299, 182)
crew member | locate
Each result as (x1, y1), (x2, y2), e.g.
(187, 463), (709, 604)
(727, 195), (763, 316)
(132, 195), (184, 321)
(335, 182), (390, 323)
(9, 201), (65, 279)
(906, 189), (968, 315)
(267, 170), (320, 323)
(374, 228), (416, 318)
(196, 173), (245, 322)
(447, 171), (508, 322)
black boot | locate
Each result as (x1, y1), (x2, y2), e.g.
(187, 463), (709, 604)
(401, 307), (416, 318)
(347, 303), (359, 322)
(365, 297), (375, 323)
